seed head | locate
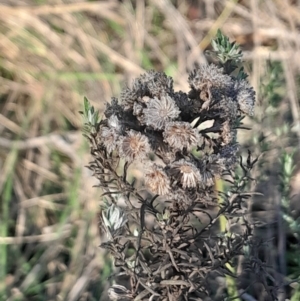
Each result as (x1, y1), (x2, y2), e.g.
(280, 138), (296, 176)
(143, 95), (180, 130)
(234, 80), (256, 116)
(140, 70), (173, 97)
(163, 121), (201, 151)
(169, 159), (201, 189)
(100, 127), (119, 154)
(145, 164), (171, 195)
(188, 64), (233, 101)
(119, 130), (151, 162)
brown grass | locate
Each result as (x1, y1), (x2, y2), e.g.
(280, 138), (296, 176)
(0, 0), (299, 300)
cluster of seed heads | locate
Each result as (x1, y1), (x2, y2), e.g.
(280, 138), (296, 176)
(99, 63), (254, 194)
(83, 32), (260, 301)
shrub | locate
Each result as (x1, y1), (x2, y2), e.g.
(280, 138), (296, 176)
(81, 31), (270, 301)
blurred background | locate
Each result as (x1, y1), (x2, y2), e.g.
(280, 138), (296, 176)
(0, 0), (300, 300)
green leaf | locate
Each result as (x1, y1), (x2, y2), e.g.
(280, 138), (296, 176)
(83, 96), (90, 117)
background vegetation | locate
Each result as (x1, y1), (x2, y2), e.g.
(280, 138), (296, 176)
(0, 0), (300, 300)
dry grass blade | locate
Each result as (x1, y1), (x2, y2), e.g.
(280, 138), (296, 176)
(0, 224), (72, 244)
(0, 2), (117, 16)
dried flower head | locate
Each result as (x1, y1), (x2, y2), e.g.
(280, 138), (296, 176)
(140, 70), (173, 97)
(143, 95), (180, 130)
(132, 102), (145, 125)
(172, 91), (196, 120)
(145, 164), (171, 195)
(169, 159), (202, 189)
(188, 64), (233, 101)
(234, 80), (256, 116)
(198, 162), (214, 187)
(209, 154), (224, 174)
(146, 131), (176, 164)
(99, 115), (122, 153)
(163, 121), (201, 151)
(120, 76), (148, 111)
(217, 95), (239, 120)
(100, 127), (119, 154)
(119, 130), (151, 162)
(219, 143), (240, 170)
(120, 86), (139, 111)
(104, 97), (123, 119)
(200, 154), (225, 187)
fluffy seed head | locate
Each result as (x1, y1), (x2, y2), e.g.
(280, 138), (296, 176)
(219, 144), (240, 169)
(146, 132), (176, 164)
(143, 95), (180, 130)
(163, 121), (201, 151)
(99, 115), (122, 154)
(197, 155), (222, 187)
(145, 164), (171, 195)
(188, 64), (233, 99)
(140, 70), (173, 97)
(119, 130), (151, 162)
(234, 80), (256, 116)
(120, 77), (147, 111)
(217, 95), (239, 120)
(100, 127), (119, 154)
(170, 160), (201, 189)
